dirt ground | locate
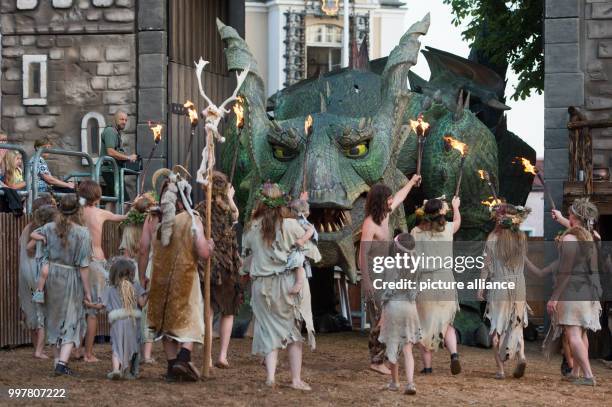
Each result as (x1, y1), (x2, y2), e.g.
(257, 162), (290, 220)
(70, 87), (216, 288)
(0, 332), (610, 406)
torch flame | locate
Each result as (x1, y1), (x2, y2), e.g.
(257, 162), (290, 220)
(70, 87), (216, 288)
(305, 115), (313, 135)
(184, 100), (199, 125)
(444, 135), (468, 156)
(233, 96), (245, 129)
(149, 123), (163, 143)
(515, 157), (537, 175)
(481, 197), (503, 207)
(478, 170), (487, 180)
(409, 113), (430, 136)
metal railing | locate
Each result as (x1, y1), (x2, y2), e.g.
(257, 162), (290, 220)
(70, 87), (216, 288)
(4, 147), (140, 214)
(0, 143), (32, 210)
(31, 148), (94, 211)
(94, 156), (121, 210)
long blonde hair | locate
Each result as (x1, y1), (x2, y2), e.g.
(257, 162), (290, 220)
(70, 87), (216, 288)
(109, 258), (138, 323)
(2, 150), (22, 185)
(491, 204), (527, 269)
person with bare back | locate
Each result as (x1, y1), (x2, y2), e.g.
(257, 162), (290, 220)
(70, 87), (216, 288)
(78, 180), (127, 362)
(359, 174), (421, 375)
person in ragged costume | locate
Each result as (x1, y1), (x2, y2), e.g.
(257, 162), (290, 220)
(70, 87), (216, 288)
(138, 167), (214, 382)
(195, 171), (242, 369)
(526, 198), (602, 386)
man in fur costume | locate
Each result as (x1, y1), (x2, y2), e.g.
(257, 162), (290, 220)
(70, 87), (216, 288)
(195, 171), (242, 368)
(138, 166), (214, 382)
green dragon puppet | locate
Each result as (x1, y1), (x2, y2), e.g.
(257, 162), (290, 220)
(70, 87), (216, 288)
(216, 16), (535, 342)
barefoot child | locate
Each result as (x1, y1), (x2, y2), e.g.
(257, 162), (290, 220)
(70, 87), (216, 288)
(119, 194), (156, 364)
(478, 204), (531, 380)
(287, 192), (317, 294)
(88, 257), (148, 379)
(379, 233), (422, 395)
(78, 180), (127, 362)
(29, 204), (59, 305)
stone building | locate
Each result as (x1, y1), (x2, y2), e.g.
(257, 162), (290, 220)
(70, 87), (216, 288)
(1, 0), (244, 194)
(544, 0), (612, 239)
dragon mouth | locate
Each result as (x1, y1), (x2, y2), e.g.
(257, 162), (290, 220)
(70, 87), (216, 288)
(308, 207), (352, 234)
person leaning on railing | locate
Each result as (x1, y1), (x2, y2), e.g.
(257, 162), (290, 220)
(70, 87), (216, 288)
(100, 111), (136, 209)
(29, 136), (76, 194)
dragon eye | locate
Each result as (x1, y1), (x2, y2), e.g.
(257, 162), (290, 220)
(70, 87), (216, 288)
(344, 142), (369, 158)
(272, 145), (297, 161)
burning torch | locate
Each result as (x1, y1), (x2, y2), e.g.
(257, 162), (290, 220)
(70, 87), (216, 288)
(183, 100), (199, 168)
(444, 135), (468, 197)
(140, 121), (162, 194)
(302, 115), (314, 193)
(409, 113), (430, 186)
(515, 157), (556, 211)
(478, 169), (499, 202)
(229, 96), (245, 184)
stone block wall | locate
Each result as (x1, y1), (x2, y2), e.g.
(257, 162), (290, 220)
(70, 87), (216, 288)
(544, 0), (582, 239)
(584, 0), (612, 166)
(0, 0), (139, 180)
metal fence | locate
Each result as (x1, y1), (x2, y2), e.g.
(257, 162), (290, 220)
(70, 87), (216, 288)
(0, 213), (123, 347)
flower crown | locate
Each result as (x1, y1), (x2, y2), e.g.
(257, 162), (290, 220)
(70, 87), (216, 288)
(491, 205), (531, 232)
(255, 183), (288, 208)
(120, 209), (148, 227)
(415, 195), (447, 220)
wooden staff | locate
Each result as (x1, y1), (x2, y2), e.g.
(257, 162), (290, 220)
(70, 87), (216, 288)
(536, 171), (556, 211)
(202, 128), (214, 378)
(454, 155), (466, 197)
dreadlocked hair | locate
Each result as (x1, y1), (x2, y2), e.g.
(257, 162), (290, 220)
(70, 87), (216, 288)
(56, 194), (83, 248)
(249, 183), (291, 246)
(109, 257), (138, 324)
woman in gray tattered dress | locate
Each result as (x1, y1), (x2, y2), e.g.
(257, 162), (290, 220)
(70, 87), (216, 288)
(32, 194), (92, 376)
(479, 204), (531, 380)
(242, 183), (320, 391)
(18, 196), (57, 359)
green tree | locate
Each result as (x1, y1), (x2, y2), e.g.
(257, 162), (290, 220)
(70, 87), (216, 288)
(443, 0), (543, 100)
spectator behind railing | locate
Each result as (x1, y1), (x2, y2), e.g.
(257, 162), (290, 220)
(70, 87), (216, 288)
(1, 150), (26, 190)
(101, 111), (136, 212)
(0, 131), (8, 178)
(29, 136), (76, 194)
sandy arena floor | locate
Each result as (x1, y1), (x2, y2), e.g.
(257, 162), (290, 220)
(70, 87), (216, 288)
(0, 332), (610, 406)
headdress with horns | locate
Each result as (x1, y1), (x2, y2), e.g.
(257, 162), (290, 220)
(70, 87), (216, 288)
(151, 165), (197, 246)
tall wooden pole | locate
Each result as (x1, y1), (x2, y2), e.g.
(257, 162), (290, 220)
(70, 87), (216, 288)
(202, 129), (214, 378)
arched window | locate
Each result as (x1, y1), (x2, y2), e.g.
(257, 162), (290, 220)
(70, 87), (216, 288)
(88, 118), (100, 156)
(80, 112), (106, 164)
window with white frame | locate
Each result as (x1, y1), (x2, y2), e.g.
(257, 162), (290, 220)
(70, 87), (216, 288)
(22, 55), (48, 106)
(306, 24), (342, 79)
(80, 112), (106, 164)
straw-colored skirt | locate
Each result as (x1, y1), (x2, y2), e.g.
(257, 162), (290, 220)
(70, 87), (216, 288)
(251, 272), (315, 356)
(379, 301), (422, 364)
(416, 268), (459, 351)
(543, 300), (601, 358)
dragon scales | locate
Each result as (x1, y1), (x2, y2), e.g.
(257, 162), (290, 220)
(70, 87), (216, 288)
(216, 15), (530, 286)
